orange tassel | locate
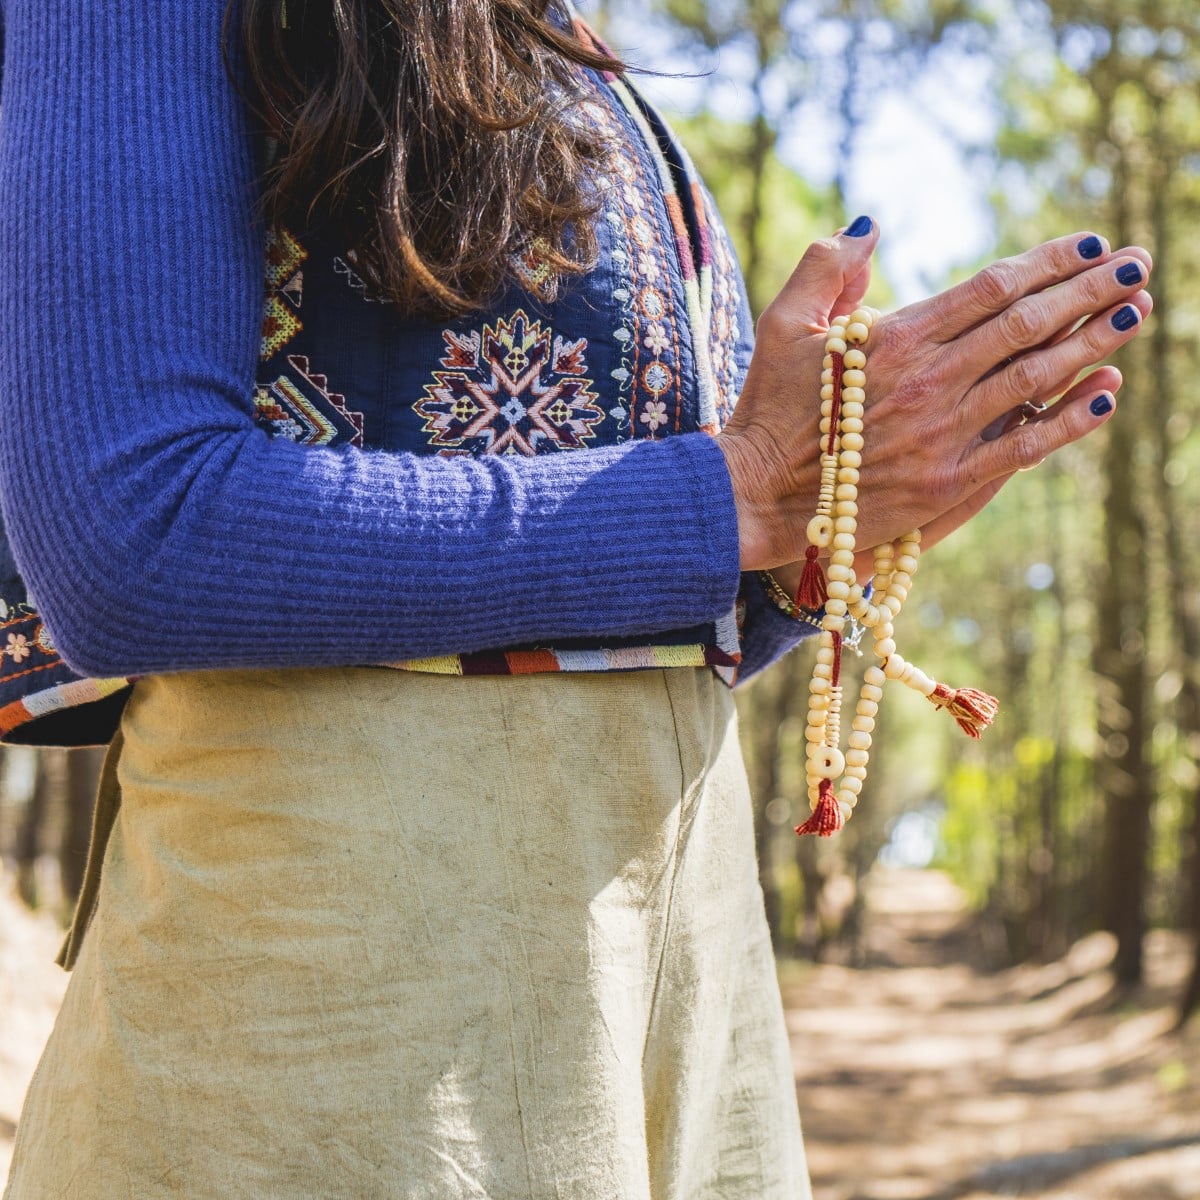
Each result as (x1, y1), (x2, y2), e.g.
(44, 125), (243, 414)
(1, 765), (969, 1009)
(795, 779), (844, 838)
(929, 683), (999, 739)
(797, 546), (827, 609)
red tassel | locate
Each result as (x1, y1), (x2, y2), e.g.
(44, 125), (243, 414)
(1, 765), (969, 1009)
(797, 546), (827, 609)
(929, 683), (1000, 739)
(795, 779), (844, 838)
(827, 352), (845, 456)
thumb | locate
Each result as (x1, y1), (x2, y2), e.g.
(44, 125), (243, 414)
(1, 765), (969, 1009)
(770, 216), (879, 333)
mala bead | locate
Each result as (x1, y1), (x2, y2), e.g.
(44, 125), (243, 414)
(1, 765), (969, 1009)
(797, 303), (997, 840)
(807, 515), (834, 547)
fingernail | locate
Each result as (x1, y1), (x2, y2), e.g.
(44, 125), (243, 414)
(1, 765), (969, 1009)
(1090, 393), (1114, 416)
(1078, 236), (1103, 259)
(1112, 305), (1139, 331)
(1115, 262), (1143, 286)
(845, 215), (873, 238)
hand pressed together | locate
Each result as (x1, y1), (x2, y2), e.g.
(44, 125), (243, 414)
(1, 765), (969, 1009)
(715, 220), (1154, 591)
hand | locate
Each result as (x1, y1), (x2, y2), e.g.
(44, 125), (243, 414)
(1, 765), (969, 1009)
(716, 222), (1153, 581)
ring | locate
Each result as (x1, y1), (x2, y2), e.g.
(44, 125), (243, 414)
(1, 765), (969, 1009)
(1016, 400), (1047, 426)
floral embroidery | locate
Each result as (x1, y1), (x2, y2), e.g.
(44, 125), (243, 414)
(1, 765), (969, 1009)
(640, 400), (668, 432)
(415, 311), (604, 455)
(6, 633), (30, 662)
(643, 323), (669, 354)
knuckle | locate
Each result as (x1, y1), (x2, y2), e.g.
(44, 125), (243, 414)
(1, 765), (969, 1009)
(973, 260), (1020, 309)
(802, 237), (840, 268)
(1009, 354), (1047, 400)
(997, 301), (1039, 348)
(1003, 423), (1043, 471)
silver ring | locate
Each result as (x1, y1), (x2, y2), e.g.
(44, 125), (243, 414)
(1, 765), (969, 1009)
(1016, 400), (1047, 425)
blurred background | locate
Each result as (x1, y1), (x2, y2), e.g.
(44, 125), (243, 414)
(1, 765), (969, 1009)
(3, 0), (1200, 1196)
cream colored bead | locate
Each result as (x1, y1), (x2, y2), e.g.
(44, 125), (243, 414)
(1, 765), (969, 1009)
(891, 571), (912, 591)
(850, 717), (874, 736)
(875, 622), (894, 642)
(814, 662), (832, 680)
(808, 744), (846, 777)
(825, 598), (848, 617)
(848, 734), (872, 755)
(841, 386), (866, 405)
(810, 676), (831, 695)
(838, 467), (860, 484)
(830, 552), (856, 570)
(805, 724), (825, 744)
(826, 580), (851, 601)
(809, 692), (830, 711)
(832, 533), (855, 552)
(883, 654), (906, 680)
(806, 514), (834, 547)
(896, 554), (918, 575)
(843, 368), (866, 388)
(850, 308), (874, 327)
(835, 485), (857, 502)
(843, 764), (867, 780)
(858, 699), (879, 718)
(836, 504), (858, 521)
(883, 595), (903, 616)
(827, 564), (855, 585)
(826, 337), (847, 355)
(841, 450), (862, 469)
(841, 776), (863, 795)
(837, 798), (856, 820)
(841, 433), (865, 452)
(841, 417), (864, 434)
(819, 417), (832, 434)
(864, 666), (886, 687)
(844, 348), (866, 369)
(840, 401), (864, 419)
(907, 669), (932, 693)
(821, 614), (843, 632)
(820, 384), (835, 402)
(846, 321), (870, 344)
(846, 748), (869, 768)
(860, 685), (883, 705)
(833, 519), (856, 537)
(875, 637), (896, 658)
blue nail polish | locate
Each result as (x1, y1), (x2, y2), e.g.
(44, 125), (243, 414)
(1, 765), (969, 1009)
(1090, 393), (1114, 416)
(1116, 262), (1143, 286)
(845, 215), (873, 238)
(1112, 305), (1139, 331)
(1078, 236), (1103, 260)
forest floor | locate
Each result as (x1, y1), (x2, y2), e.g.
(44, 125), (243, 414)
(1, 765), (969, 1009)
(2, 866), (1199, 1196)
(787, 869), (1200, 1200)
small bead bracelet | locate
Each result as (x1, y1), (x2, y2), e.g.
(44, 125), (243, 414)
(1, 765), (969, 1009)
(758, 569), (825, 629)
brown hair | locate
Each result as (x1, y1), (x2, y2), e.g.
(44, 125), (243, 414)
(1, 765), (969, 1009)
(224, 0), (624, 317)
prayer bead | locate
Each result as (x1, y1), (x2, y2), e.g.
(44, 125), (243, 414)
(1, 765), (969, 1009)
(844, 349), (866, 369)
(843, 369), (866, 388)
(841, 433), (864, 452)
(807, 515), (834, 547)
(809, 745), (846, 777)
(846, 322), (870, 343)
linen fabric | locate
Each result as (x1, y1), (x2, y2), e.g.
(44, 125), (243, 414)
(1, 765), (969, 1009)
(5, 665), (811, 1198)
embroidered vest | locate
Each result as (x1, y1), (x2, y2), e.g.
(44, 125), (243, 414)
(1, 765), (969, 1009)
(0, 31), (755, 746)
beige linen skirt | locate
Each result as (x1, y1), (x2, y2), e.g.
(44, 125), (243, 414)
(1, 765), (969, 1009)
(5, 665), (810, 1199)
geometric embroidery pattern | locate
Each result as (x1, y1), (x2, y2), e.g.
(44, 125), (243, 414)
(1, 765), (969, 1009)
(253, 354), (365, 448)
(261, 225), (307, 359)
(414, 310), (604, 455)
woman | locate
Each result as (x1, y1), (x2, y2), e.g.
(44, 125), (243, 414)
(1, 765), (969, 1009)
(0, 1), (1151, 1196)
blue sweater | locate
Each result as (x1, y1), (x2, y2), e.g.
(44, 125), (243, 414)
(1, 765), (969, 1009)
(0, 0), (810, 726)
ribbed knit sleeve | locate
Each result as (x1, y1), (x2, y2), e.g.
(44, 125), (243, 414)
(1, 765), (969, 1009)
(0, 0), (741, 680)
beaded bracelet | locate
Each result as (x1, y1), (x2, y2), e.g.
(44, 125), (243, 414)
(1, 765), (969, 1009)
(795, 308), (999, 838)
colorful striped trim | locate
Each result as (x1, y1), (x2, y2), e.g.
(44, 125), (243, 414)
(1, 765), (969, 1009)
(385, 643), (738, 677)
(0, 675), (132, 738)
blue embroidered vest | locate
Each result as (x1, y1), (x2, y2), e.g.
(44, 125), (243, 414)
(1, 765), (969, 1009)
(0, 31), (755, 746)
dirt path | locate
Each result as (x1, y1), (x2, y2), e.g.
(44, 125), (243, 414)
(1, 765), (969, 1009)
(3, 868), (1199, 1196)
(786, 869), (1200, 1200)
